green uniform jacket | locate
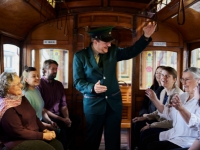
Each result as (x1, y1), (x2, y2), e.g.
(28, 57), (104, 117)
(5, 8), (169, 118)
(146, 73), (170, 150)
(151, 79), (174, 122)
(73, 35), (151, 115)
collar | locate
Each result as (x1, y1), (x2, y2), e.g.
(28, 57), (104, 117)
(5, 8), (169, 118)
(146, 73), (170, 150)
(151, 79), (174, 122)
(91, 43), (99, 56)
(184, 92), (196, 103)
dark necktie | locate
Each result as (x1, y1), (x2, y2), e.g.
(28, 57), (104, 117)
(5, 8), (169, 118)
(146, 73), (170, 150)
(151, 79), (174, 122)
(98, 54), (103, 68)
(163, 94), (168, 105)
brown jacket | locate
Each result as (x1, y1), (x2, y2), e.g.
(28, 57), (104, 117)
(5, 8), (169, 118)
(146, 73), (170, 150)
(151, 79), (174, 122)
(0, 96), (45, 150)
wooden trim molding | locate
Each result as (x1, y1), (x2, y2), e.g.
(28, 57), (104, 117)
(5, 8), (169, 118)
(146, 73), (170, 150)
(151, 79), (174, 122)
(0, 30), (24, 41)
(78, 12), (133, 29)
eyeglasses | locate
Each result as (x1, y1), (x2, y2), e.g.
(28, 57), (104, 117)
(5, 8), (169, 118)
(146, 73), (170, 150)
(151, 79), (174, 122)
(180, 78), (191, 83)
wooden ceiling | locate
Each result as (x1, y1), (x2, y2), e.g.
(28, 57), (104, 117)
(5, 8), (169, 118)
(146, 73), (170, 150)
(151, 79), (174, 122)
(0, 0), (200, 43)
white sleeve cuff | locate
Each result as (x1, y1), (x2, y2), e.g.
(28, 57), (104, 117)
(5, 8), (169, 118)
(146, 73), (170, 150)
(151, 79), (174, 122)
(188, 113), (200, 128)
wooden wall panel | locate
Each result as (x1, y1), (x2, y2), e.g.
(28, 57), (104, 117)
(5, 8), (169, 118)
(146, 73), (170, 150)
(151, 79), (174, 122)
(135, 96), (144, 116)
(110, 1), (146, 9)
(150, 23), (181, 43)
(78, 12), (133, 29)
(67, 1), (101, 7)
(31, 20), (72, 42)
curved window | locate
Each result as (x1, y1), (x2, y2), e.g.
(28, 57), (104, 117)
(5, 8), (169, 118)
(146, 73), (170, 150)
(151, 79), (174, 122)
(117, 59), (132, 84)
(140, 50), (177, 90)
(3, 44), (20, 75)
(39, 49), (69, 89)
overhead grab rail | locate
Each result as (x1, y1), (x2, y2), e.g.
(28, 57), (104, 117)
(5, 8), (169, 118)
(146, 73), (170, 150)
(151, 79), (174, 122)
(177, 0), (185, 25)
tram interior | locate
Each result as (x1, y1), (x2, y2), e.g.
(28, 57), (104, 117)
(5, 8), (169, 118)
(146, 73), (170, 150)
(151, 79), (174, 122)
(1, 0), (200, 149)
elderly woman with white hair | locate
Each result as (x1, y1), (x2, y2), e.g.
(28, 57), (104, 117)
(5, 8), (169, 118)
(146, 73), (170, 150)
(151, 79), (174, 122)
(142, 67), (200, 150)
(0, 72), (63, 150)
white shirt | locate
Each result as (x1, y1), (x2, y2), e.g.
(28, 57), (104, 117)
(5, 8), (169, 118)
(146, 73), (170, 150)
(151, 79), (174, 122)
(158, 92), (200, 148)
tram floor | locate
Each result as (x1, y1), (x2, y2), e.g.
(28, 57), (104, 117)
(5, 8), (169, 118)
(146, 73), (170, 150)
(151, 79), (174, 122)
(99, 129), (130, 150)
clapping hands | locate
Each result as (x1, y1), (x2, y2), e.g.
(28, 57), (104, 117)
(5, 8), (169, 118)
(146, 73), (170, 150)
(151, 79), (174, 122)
(169, 94), (183, 110)
(145, 88), (157, 101)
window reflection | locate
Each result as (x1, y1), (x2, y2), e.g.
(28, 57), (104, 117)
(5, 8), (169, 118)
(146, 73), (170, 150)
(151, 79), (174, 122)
(3, 44), (20, 75)
(157, 0), (171, 12)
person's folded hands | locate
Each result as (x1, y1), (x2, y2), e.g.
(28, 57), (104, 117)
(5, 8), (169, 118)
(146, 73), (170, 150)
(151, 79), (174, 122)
(43, 131), (56, 140)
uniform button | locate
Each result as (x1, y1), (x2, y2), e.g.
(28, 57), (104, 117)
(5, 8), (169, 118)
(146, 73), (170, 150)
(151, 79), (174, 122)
(103, 76), (106, 79)
(105, 96), (108, 99)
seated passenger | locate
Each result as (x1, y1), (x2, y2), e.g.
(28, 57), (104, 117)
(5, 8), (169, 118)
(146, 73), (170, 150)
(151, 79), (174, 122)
(139, 66), (165, 116)
(37, 59), (81, 150)
(143, 67), (200, 150)
(0, 72), (64, 150)
(170, 82), (200, 150)
(132, 66), (183, 149)
(21, 66), (58, 130)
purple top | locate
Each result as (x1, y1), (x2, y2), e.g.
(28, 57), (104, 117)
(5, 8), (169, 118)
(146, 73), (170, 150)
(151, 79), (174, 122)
(0, 96), (45, 149)
(37, 77), (67, 116)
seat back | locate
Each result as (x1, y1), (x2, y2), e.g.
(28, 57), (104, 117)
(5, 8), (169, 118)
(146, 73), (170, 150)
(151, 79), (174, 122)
(120, 86), (131, 128)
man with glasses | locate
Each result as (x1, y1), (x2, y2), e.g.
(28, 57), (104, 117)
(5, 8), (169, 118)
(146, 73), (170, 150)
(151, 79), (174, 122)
(73, 24), (157, 150)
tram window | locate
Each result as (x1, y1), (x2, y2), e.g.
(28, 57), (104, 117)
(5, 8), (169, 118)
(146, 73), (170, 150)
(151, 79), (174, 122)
(39, 49), (69, 89)
(191, 48), (200, 68)
(3, 44), (20, 75)
(140, 51), (177, 90)
(117, 59), (132, 84)
(157, 0), (171, 12)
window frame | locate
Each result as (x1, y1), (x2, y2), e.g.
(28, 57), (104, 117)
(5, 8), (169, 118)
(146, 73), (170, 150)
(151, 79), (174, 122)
(136, 47), (182, 94)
